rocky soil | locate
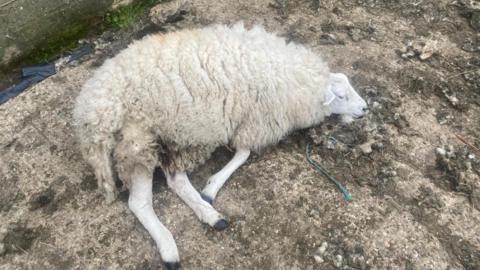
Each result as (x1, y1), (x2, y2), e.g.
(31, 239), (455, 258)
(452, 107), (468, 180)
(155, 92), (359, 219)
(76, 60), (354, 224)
(1, 0), (479, 269)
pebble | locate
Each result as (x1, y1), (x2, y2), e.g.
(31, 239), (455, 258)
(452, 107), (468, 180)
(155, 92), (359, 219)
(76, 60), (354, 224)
(0, 243), (5, 256)
(448, 96), (459, 106)
(372, 142), (384, 150)
(309, 209), (320, 218)
(419, 40), (437, 60)
(359, 144), (372, 154)
(318, 241), (328, 254)
(334, 254), (343, 268)
(314, 255), (324, 263)
(436, 147), (446, 156)
(359, 139), (376, 154)
(401, 50), (415, 59)
(372, 101), (381, 109)
(326, 137), (337, 149)
(319, 33), (343, 45)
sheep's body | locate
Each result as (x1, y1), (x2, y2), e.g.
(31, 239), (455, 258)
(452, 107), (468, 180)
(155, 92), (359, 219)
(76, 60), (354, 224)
(73, 23), (368, 267)
(74, 23), (331, 190)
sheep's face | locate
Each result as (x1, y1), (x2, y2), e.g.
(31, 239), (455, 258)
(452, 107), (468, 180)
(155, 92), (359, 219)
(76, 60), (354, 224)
(324, 73), (368, 123)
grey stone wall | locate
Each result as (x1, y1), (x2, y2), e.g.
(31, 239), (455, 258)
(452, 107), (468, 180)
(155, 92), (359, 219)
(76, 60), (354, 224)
(0, 0), (118, 68)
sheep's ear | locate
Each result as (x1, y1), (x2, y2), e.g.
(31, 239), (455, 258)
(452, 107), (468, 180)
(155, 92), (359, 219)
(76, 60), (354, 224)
(323, 84), (336, 105)
(328, 73), (349, 97)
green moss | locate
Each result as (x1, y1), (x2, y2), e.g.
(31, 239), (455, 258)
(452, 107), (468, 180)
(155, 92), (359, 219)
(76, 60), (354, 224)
(105, 0), (162, 29)
(1, 0), (166, 74)
(26, 21), (91, 65)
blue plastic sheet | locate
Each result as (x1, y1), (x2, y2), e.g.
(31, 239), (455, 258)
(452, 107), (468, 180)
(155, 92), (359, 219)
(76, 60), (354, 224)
(0, 63), (56, 105)
(0, 44), (93, 105)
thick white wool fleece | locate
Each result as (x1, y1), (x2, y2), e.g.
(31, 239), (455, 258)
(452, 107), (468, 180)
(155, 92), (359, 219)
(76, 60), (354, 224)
(73, 22), (331, 189)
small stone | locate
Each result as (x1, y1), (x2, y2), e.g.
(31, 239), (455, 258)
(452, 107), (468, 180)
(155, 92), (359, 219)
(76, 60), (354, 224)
(334, 254), (343, 268)
(419, 40), (437, 60)
(436, 147), (446, 156)
(359, 139), (376, 154)
(0, 243), (5, 256)
(398, 46), (408, 54)
(372, 142), (384, 150)
(318, 241), (328, 254)
(359, 143), (372, 154)
(314, 255), (324, 263)
(449, 96), (459, 105)
(468, 154), (475, 160)
(326, 137), (337, 149)
(372, 101), (381, 109)
(319, 33), (344, 45)
(401, 50), (415, 59)
(309, 209), (320, 217)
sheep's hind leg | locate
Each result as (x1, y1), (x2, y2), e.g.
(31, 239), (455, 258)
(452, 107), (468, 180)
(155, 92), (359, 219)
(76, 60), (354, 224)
(167, 172), (228, 230)
(201, 149), (250, 204)
(129, 165), (180, 269)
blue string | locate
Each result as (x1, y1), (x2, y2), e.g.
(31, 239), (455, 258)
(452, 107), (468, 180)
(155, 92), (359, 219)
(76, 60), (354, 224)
(306, 143), (352, 201)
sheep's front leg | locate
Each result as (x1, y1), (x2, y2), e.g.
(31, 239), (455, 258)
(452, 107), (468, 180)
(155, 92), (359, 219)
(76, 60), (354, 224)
(167, 172), (228, 230)
(201, 149), (250, 204)
(129, 166), (180, 270)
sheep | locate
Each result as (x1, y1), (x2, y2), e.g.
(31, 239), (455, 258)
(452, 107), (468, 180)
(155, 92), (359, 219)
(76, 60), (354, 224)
(72, 22), (367, 269)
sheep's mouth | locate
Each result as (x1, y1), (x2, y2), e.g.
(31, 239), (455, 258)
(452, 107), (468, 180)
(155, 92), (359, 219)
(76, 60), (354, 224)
(352, 114), (364, 119)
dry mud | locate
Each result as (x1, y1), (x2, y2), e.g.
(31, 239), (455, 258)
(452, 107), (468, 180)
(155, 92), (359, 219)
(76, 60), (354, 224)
(1, 0), (479, 269)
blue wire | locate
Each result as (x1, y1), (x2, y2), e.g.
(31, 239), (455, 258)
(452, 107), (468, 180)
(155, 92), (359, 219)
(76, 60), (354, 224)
(306, 143), (352, 201)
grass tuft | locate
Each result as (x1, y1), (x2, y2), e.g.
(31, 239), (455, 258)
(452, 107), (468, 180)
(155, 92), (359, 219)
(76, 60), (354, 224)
(105, 0), (163, 29)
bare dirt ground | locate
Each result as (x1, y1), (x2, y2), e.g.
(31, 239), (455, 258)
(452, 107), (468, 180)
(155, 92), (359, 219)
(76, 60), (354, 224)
(1, 0), (480, 269)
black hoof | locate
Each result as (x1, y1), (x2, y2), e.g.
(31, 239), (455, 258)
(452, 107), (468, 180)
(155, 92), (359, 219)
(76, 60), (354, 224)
(201, 193), (213, 205)
(164, 261), (180, 270)
(213, 219), (229, 231)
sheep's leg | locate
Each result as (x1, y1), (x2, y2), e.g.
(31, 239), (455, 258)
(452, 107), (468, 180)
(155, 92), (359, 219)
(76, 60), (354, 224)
(167, 172), (228, 230)
(129, 166), (180, 269)
(201, 149), (250, 204)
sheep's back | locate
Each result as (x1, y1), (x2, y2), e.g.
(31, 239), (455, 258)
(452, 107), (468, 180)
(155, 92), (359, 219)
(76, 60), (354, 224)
(76, 23), (329, 151)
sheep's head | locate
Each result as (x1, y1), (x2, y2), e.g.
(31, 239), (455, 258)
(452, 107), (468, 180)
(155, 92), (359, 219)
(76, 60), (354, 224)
(324, 73), (368, 123)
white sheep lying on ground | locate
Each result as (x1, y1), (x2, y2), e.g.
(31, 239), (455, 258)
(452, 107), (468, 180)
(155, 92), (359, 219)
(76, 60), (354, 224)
(73, 22), (367, 269)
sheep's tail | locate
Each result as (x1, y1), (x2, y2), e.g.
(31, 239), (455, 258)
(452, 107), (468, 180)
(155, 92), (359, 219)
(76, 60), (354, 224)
(84, 138), (118, 204)
(73, 105), (120, 204)
(73, 82), (124, 203)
